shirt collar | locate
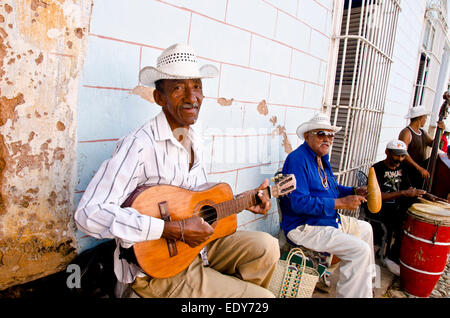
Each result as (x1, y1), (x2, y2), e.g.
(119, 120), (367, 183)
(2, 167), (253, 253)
(154, 111), (173, 141)
(154, 111), (200, 148)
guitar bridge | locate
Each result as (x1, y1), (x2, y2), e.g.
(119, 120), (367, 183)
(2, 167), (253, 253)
(158, 201), (178, 257)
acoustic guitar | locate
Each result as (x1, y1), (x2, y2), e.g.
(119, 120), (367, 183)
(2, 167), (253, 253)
(121, 173), (296, 278)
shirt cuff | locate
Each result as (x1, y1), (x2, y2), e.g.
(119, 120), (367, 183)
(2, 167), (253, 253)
(340, 186), (354, 197)
(147, 216), (165, 241)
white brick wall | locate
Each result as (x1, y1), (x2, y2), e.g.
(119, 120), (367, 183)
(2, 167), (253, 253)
(82, 36), (141, 88)
(90, 0), (191, 47)
(163, 0), (228, 21)
(268, 75), (304, 105)
(219, 64), (271, 101)
(297, 0), (329, 34)
(226, 0), (278, 37)
(189, 14), (252, 65)
(290, 50), (321, 82)
(275, 11), (310, 52)
(249, 35), (292, 75)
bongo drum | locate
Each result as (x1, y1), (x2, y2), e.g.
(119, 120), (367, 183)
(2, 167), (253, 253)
(400, 203), (450, 297)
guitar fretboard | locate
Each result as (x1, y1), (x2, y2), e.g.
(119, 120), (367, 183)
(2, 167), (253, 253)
(213, 188), (271, 220)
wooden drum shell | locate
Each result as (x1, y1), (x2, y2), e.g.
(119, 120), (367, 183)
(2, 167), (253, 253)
(399, 204), (450, 297)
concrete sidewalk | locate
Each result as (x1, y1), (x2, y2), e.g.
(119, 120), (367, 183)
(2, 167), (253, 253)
(312, 259), (396, 298)
(312, 257), (450, 298)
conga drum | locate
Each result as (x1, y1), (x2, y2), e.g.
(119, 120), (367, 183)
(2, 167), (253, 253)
(400, 203), (450, 297)
(417, 198), (450, 210)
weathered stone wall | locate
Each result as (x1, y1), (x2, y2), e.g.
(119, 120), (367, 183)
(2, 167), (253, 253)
(0, 0), (92, 290)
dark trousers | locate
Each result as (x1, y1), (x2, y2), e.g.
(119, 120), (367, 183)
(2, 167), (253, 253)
(369, 200), (413, 263)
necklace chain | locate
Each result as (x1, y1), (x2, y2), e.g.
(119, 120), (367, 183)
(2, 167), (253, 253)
(317, 157), (329, 189)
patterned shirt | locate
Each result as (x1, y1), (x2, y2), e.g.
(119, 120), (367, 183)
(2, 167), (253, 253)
(372, 160), (411, 205)
(74, 111), (209, 283)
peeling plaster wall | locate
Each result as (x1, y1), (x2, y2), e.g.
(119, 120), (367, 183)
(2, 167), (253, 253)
(0, 0), (93, 290)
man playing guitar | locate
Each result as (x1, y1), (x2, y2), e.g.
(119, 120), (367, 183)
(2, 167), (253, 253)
(74, 44), (281, 298)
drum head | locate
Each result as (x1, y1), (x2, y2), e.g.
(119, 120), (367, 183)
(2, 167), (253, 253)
(418, 198), (450, 210)
(408, 203), (450, 225)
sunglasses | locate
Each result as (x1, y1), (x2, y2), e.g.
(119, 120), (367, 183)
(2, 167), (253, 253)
(310, 131), (335, 139)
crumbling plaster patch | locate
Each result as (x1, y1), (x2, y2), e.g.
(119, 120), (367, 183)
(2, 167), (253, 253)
(0, 0), (93, 290)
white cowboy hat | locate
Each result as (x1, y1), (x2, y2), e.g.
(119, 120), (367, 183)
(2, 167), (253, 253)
(139, 43), (218, 87)
(404, 106), (431, 119)
(296, 112), (342, 140)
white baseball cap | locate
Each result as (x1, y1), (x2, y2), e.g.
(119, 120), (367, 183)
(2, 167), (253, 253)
(386, 139), (408, 155)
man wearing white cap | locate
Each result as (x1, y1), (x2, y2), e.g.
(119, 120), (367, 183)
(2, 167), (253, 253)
(369, 140), (426, 276)
(75, 43), (279, 298)
(398, 106), (446, 189)
(279, 112), (376, 298)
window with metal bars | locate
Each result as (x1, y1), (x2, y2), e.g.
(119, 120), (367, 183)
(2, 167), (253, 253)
(326, 0), (401, 216)
(412, 19), (437, 108)
(413, 53), (431, 107)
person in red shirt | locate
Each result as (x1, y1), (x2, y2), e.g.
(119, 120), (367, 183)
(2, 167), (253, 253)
(439, 127), (449, 152)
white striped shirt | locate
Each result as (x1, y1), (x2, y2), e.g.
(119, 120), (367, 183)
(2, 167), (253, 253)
(74, 111), (209, 283)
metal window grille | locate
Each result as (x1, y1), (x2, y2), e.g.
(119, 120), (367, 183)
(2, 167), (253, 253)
(413, 53), (431, 107)
(327, 0), (401, 216)
(412, 13), (442, 108)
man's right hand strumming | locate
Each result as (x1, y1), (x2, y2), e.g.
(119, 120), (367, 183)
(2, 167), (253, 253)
(162, 216), (214, 248)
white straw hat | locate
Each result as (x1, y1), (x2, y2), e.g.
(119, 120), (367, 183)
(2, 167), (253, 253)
(139, 43), (218, 87)
(404, 106), (431, 119)
(296, 112), (342, 140)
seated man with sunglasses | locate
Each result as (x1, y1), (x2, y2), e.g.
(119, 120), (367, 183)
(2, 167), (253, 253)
(279, 112), (376, 298)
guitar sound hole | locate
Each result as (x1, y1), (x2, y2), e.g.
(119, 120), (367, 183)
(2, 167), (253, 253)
(199, 205), (217, 225)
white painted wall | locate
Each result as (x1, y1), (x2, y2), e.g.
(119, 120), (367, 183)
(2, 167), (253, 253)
(377, 0), (450, 162)
(377, 0), (428, 161)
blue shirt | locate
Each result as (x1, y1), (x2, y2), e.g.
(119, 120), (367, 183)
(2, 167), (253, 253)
(280, 142), (354, 235)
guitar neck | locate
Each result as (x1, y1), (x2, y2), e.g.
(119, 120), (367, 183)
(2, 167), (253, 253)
(213, 187), (272, 220)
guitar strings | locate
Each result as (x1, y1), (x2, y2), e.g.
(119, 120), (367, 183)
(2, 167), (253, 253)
(175, 189), (261, 223)
(155, 179), (293, 223)
(196, 193), (258, 221)
(185, 183), (294, 222)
